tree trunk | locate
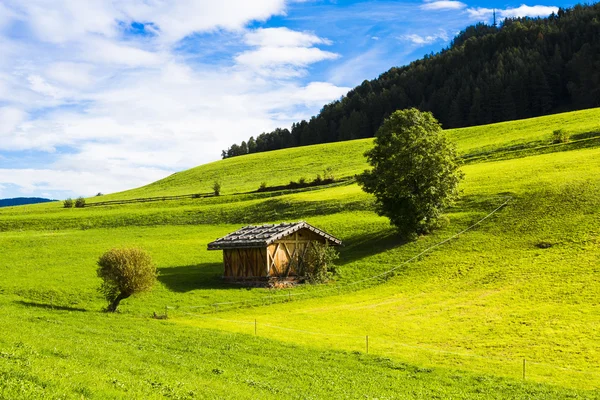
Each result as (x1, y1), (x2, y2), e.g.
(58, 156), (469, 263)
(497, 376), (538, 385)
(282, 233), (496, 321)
(106, 292), (130, 312)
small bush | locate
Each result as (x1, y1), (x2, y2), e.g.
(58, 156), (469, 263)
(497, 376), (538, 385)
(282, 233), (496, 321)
(63, 198), (73, 208)
(96, 192), (103, 197)
(552, 129), (570, 144)
(313, 174), (322, 184)
(323, 167), (335, 181)
(301, 242), (340, 284)
(75, 197), (86, 208)
(97, 247), (157, 312)
(298, 177), (307, 185)
(259, 182), (267, 191)
(213, 181), (221, 196)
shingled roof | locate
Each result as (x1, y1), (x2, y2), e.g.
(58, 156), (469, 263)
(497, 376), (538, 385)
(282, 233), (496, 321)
(207, 221), (342, 250)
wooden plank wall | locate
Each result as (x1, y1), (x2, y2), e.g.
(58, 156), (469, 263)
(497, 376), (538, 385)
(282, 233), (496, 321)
(223, 248), (267, 278)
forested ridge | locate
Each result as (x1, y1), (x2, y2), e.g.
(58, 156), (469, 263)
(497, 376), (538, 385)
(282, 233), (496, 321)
(222, 3), (600, 158)
(0, 197), (55, 207)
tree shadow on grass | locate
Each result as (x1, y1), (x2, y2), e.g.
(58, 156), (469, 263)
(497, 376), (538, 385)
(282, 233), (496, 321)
(158, 263), (238, 292)
(336, 193), (512, 267)
(338, 229), (406, 266)
(15, 300), (87, 312)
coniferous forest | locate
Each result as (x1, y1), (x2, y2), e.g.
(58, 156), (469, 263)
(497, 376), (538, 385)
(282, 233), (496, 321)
(222, 3), (600, 158)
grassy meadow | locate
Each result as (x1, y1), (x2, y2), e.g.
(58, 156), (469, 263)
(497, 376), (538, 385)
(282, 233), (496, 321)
(1, 109), (600, 398)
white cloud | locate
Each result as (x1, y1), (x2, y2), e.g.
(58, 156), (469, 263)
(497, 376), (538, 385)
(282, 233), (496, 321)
(0, 167), (169, 198)
(501, 5), (558, 18)
(420, 1), (466, 11)
(264, 81), (349, 109)
(400, 30), (449, 45)
(236, 27), (339, 77)
(5, 0), (288, 44)
(82, 39), (165, 67)
(9, 0), (119, 44)
(27, 75), (65, 99)
(46, 63), (94, 89)
(466, 7), (494, 21)
(244, 27), (330, 47)
(236, 47), (339, 72)
(0, 107), (27, 136)
(467, 5), (559, 21)
(120, 0), (288, 44)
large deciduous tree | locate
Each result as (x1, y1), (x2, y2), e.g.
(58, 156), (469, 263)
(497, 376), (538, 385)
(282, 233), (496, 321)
(357, 108), (463, 237)
(97, 247), (157, 312)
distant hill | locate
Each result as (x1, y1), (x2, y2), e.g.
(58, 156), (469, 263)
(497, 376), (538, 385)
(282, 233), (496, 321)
(223, 3), (600, 158)
(0, 197), (56, 208)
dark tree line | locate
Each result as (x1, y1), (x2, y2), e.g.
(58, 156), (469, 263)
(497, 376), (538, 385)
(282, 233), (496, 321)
(223, 3), (600, 159)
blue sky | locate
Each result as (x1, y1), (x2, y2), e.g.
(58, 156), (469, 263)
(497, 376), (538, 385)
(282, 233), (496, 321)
(0, 0), (576, 199)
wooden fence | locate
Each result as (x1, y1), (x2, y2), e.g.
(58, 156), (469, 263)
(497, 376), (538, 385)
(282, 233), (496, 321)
(85, 193), (215, 207)
(83, 178), (355, 208)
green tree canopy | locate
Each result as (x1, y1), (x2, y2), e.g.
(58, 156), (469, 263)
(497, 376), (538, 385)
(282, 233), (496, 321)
(97, 247), (157, 312)
(357, 108), (463, 237)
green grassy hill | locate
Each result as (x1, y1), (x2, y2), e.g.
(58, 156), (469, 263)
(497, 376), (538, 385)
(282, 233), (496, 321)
(1, 108), (599, 398)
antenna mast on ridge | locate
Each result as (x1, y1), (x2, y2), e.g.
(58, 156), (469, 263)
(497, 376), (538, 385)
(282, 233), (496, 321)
(493, 9), (497, 27)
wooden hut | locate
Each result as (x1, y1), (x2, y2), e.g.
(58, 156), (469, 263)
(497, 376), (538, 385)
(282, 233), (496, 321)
(207, 221), (342, 282)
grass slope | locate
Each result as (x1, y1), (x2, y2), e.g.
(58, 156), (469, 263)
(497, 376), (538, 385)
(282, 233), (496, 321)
(1, 108), (600, 398)
(1, 295), (585, 400)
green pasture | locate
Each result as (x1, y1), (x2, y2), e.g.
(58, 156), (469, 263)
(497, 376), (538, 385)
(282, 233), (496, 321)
(2, 294), (587, 400)
(1, 108), (600, 398)
(452, 107), (600, 157)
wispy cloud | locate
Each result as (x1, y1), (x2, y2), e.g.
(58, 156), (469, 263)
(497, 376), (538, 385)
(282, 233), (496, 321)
(235, 27), (339, 77)
(400, 30), (449, 46)
(420, 1), (466, 11)
(466, 7), (493, 20)
(244, 27), (331, 47)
